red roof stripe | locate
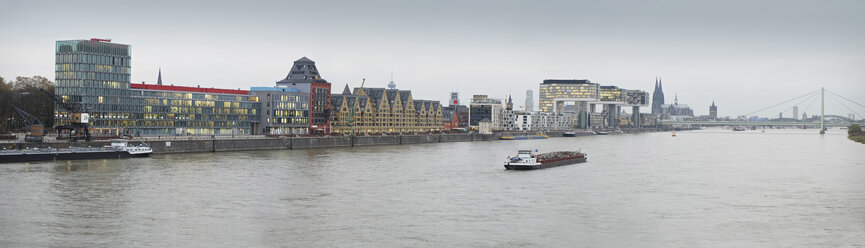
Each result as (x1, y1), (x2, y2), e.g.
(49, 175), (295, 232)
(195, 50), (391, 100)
(130, 83), (248, 95)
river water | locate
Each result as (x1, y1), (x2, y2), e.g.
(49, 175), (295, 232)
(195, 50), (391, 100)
(1, 129), (863, 247)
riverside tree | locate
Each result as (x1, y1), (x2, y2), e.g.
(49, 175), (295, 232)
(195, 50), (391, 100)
(849, 124), (862, 136)
(0, 75), (55, 134)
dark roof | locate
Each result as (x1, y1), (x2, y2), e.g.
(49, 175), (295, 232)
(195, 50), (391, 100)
(413, 100), (425, 113)
(442, 108), (455, 122)
(399, 90), (412, 107)
(385, 89), (399, 106)
(363, 88), (387, 105)
(276, 57), (327, 85)
(542, 79), (593, 85)
(357, 96), (369, 110)
(330, 95), (345, 111)
(342, 84), (352, 95)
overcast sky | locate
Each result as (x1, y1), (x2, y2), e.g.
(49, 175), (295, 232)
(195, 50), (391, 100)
(2, 0), (864, 118)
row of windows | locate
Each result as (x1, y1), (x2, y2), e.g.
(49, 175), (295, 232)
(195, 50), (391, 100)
(56, 63), (130, 74)
(56, 40), (130, 56)
(138, 91), (259, 102)
(56, 71), (130, 82)
(56, 53), (130, 67)
(269, 117), (308, 125)
(57, 80), (128, 90)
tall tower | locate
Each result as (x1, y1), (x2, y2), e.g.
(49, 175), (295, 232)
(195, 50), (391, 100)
(525, 90), (534, 111)
(387, 70), (396, 89)
(449, 92), (460, 106)
(506, 94), (513, 110)
(651, 77), (665, 115)
(793, 106), (799, 120)
(709, 101), (717, 120)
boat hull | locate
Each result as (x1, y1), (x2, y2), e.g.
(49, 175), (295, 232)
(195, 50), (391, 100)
(504, 157), (587, 170)
(0, 151), (132, 163)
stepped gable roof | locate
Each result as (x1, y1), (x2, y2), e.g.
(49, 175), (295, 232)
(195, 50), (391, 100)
(345, 97), (357, 109)
(385, 89), (399, 107)
(357, 96), (369, 111)
(427, 101), (441, 112)
(413, 100), (425, 113)
(330, 94), (345, 112)
(359, 88), (386, 105)
(399, 90), (412, 107)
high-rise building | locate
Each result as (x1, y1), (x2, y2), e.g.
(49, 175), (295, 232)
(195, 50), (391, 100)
(651, 77), (665, 115)
(525, 90), (534, 111)
(793, 106), (799, 120)
(276, 57), (331, 134)
(54, 39), (132, 135)
(449, 92), (460, 106)
(709, 101), (718, 120)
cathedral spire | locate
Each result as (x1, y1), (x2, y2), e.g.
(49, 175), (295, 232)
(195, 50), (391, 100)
(157, 67), (163, 85)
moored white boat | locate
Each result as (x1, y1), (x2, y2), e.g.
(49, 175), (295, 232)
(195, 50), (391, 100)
(107, 140), (152, 157)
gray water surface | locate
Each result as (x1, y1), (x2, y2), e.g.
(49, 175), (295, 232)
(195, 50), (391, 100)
(1, 129), (864, 247)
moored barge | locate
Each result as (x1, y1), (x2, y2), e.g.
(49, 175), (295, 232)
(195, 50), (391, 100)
(0, 141), (151, 163)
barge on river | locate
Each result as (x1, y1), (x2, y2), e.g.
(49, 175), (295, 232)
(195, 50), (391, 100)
(0, 141), (152, 163)
(504, 150), (587, 170)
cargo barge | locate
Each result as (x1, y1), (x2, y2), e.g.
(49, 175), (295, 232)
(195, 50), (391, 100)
(504, 150), (587, 170)
(0, 141), (151, 163)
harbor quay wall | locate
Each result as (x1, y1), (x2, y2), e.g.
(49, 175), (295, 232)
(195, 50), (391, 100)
(1, 133), (499, 154)
(3, 128), (665, 155)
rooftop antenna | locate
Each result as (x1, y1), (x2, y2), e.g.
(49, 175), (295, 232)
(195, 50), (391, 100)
(387, 69), (396, 89)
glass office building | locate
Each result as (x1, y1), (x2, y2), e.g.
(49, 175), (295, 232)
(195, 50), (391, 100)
(538, 79), (599, 113)
(128, 84), (260, 136)
(249, 87), (310, 135)
(55, 39), (132, 135)
(55, 39), (260, 136)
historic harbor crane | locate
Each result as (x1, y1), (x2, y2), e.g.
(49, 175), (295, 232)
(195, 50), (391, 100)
(11, 105), (44, 142)
(40, 89), (91, 142)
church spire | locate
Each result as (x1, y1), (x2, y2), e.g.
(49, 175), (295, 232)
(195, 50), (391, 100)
(655, 77), (658, 90)
(157, 67), (163, 85)
(675, 92), (678, 105)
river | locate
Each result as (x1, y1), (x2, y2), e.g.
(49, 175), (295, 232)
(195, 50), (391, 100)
(1, 129), (863, 247)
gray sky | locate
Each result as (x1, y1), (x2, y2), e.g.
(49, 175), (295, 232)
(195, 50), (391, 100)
(2, 0), (864, 118)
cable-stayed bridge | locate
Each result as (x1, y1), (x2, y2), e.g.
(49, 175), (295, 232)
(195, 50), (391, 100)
(659, 88), (865, 132)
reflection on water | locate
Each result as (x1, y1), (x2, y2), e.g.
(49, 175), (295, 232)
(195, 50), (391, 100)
(1, 129), (863, 247)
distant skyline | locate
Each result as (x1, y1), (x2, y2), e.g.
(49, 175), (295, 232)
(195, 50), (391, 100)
(1, 0), (863, 118)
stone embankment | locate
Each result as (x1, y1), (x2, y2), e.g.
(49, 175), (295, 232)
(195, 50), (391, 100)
(1, 133), (501, 154)
(0, 127), (673, 154)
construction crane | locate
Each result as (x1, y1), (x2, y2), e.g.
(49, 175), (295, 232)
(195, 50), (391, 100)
(40, 88), (91, 142)
(349, 78), (365, 137)
(11, 105), (44, 142)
